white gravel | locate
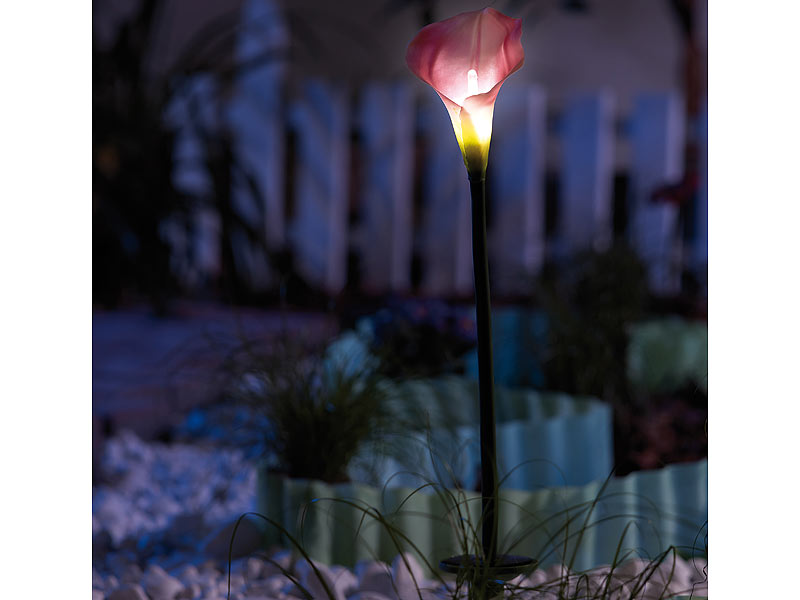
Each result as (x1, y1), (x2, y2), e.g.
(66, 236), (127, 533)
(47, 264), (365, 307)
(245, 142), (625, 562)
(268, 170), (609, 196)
(93, 432), (708, 599)
(92, 550), (708, 599)
(93, 430), (257, 547)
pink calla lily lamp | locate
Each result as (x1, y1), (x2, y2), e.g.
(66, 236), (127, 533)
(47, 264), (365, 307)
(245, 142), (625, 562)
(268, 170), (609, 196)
(406, 7), (524, 179)
(407, 8), (536, 597)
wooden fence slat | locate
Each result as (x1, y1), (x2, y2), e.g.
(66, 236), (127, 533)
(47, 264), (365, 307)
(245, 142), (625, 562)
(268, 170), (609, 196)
(693, 100), (708, 279)
(357, 82), (415, 294)
(163, 75), (220, 285)
(236, 0), (289, 113)
(289, 80), (350, 294)
(488, 83), (548, 295)
(629, 92), (686, 295)
(227, 88), (286, 250)
(172, 68), (694, 298)
(216, 0), (289, 291)
(560, 92), (616, 257)
(226, 95), (286, 291)
(420, 91), (472, 297)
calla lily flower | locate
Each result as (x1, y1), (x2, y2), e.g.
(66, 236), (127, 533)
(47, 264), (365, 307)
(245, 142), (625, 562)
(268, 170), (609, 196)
(406, 7), (524, 178)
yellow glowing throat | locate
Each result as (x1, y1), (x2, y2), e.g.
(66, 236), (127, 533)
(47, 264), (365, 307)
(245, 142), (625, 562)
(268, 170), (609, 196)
(448, 69), (494, 176)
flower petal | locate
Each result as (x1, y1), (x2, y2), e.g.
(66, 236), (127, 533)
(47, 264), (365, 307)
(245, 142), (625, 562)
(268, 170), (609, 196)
(406, 7), (524, 107)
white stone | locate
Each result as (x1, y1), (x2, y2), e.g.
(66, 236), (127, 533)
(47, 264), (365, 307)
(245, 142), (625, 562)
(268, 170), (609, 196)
(246, 556), (266, 580)
(106, 584), (149, 600)
(175, 564), (200, 583)
(299, 560), (345, 600)
(543, 562), (570, 583)
(611, 558), (653, 580)
(262, 550), (293, 579)
(143, 564), (170, 580)
(175, 583), (201, 599)
(93, 568), (105, 589)
(247, 576), (286, 597)
(187, 571), (218, 590)
(227, 573), (247, 591)
(143, 564), (185, 600)
(347, 593), (395, 600)
(389, 553), (429, 599)
(200, 560), (222, 575)
(637, 580), (671, 600)
(357, 561), (394, 597)
(647, 556), (693, 594)
(573, 571), (613, 599)
(150, 495), (182, 518)
(329, 565), (358, 598)
(200, 583), (223, 600)
(604, 580), (635, 600)
(690, 557), (708, 584)
(518, 567), (549, 588)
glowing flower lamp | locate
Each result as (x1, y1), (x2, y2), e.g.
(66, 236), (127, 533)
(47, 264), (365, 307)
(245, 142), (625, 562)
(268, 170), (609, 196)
(406, 7), (524, 179)
(407, 8), (535, 597)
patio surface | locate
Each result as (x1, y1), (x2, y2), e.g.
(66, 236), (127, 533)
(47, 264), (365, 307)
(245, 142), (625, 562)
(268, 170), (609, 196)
(92, 302), (338, 453)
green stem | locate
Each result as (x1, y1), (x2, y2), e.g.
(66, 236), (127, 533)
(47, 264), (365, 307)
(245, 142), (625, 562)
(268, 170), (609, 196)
(469, 175), (498, 566)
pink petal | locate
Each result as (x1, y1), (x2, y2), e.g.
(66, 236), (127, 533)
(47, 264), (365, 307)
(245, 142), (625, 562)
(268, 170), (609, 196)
(406, 7), (524, 108)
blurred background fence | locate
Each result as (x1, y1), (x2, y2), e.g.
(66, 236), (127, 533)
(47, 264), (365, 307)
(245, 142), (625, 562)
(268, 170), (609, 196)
(94, 0), (707, 309)
(167, 77), (708, 299)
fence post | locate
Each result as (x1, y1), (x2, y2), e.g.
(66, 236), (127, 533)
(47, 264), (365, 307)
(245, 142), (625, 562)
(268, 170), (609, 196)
(164, 74), (221, 287)
(629, 92), (686, 295)
(357, 82), (415, 294)
(220, 0), (289, 291)
(693, 100), (708, 290)
(289, 79), (351, 295)
(488, 83), (548, 295)
(559, 91), (616, 258)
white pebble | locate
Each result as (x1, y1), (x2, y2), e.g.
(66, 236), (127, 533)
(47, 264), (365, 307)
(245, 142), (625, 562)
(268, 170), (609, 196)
(227, 573), (247, 591)
(262, 550), (293, 579)
(517, 567), (548, 588)
(611, 558), (653, 580)
(330, 565), (358, 598)
(93, 568), (105, 589)
(300, 560), (346, 600)
(246, 556), (267, 580)
(175, 583), (201, 599)
(106, 584), (149, 600)
(247, 576), (287, 597)
(175, 564), (200, 583)
(143, 564), (185, 600)
(358, 561), (394, 597)
(347, 593), (395, 600)
(391, 553), (426, 598)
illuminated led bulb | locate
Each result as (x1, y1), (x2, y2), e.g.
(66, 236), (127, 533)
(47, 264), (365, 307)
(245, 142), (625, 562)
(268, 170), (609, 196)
(467, 69), (479, 96)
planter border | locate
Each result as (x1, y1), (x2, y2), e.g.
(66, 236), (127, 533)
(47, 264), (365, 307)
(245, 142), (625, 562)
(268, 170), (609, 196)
(256, 459), (708, 574)
(354, 376), (613, 491)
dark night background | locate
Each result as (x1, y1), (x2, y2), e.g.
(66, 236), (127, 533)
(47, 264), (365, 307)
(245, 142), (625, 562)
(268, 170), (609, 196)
(10, 1), (800, 597)
(92, 0), (708, 468)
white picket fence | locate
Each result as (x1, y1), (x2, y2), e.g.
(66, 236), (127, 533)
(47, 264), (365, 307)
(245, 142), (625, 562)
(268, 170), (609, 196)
(166, 9), (707, 299)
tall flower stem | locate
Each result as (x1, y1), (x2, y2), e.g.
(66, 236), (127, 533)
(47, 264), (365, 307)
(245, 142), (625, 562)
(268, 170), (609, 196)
(469, 174), (498, 565)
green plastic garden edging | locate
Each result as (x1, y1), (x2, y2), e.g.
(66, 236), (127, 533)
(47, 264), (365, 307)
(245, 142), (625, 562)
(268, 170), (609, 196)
(362, 376), (613, 491)
(256, 459), (707, 575)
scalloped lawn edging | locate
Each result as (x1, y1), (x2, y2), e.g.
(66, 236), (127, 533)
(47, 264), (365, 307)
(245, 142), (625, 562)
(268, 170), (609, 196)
(371, 376), (613, 491)
(256, 459), (707, 575)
